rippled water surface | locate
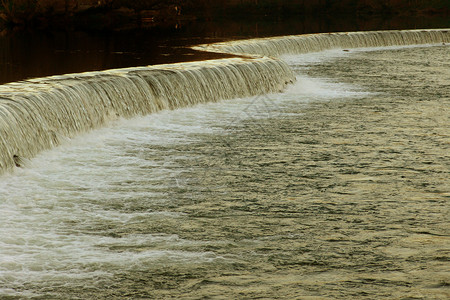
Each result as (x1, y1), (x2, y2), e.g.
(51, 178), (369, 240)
(1, 45), (449, 299)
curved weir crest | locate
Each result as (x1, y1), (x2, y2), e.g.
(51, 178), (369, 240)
(0, 58), (294, 173)
(0, 29), (449, 174)
(193, 29), (450, 57)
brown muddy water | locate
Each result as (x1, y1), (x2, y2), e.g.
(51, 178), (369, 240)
(0, 45), (449, 299)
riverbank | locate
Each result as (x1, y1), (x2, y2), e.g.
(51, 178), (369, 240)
(0, 0), (186, 31)
(1, 0), (449, 32)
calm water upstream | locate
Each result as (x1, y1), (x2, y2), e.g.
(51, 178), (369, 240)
(2, 16), (449, 85)
(1, 45), (449, 299)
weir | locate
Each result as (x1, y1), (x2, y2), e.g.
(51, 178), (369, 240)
(0, 29), (449, 174)
(193, 29), (450, 57)
(0, 57), (294, 173)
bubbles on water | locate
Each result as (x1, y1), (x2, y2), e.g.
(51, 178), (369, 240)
(0, 47), (379, 297)
(281, 49), (351, 66)
(285, 76), (373, 99)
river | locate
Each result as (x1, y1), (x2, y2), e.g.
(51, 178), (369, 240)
(0, 44), (449, 298)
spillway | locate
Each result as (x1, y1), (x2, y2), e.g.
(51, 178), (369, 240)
(0, 29), (449, 174)
(1, 28), (449, 299)
(193, 29), (450, 57)
(0, 57), (294, 173)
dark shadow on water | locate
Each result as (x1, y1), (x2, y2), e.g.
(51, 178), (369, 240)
(1, 15), (449, 84)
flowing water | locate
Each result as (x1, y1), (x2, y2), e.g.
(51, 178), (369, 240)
(195, 29), (449, 56)
(3, 17), (449, 85)
(0, 58), (294, 173)
(1, 44), (449, 298)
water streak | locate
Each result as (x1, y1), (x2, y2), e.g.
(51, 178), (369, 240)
(194, 29), (450, 56)
(1, 29), (449, 174)
(0, 58), (294, 173)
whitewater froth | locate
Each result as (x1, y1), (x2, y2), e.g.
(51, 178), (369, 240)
(0, 29), (449, 174)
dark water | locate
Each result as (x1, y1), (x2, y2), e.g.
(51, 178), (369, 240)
(1, 45), (448, 298)
(1, 15), (449, 84)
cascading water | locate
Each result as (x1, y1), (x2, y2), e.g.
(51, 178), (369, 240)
(194, 29), (450, 57)
(1, 29), (449, 174)
(1, 28), (449, 299)
(0, 57), (294, 174)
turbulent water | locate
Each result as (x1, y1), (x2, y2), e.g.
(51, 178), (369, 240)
(195, 29), (450, 56)
(0, 58), (294, 173)
(1, 45), (449, 299)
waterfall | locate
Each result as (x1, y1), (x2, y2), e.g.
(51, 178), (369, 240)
(1, 28), (449, 174)
(0, 57), (295, 173)
(193, 29), (450, 57)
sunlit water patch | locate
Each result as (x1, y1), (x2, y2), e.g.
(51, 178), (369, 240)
(1, 45), (449, 299)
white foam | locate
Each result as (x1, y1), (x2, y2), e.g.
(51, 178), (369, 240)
(0, 48), (376, 296)
(281, 43), (444, 66)
(284, 75), (372, 99)
(281, 49), (351, 65)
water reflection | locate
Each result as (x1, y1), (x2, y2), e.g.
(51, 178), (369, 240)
(0, 29), (230, 84)
(1, 15), (449, 84)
